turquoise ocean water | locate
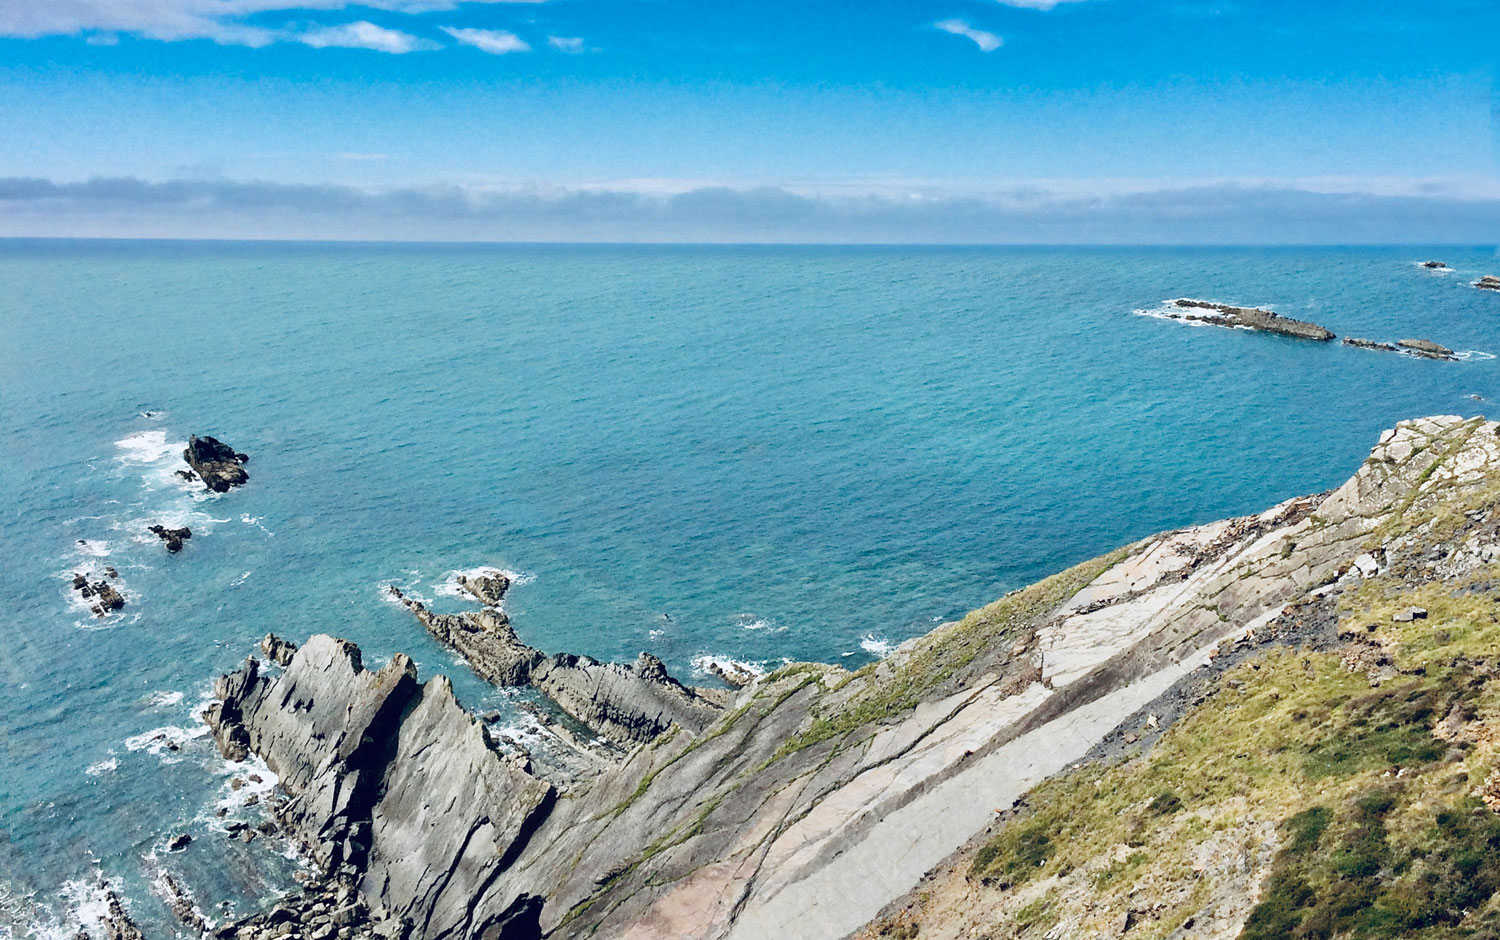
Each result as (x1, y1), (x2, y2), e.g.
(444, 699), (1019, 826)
(2, 242), (1497, 933)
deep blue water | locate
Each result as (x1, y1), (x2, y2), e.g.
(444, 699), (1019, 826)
(2, 242), (1497, 933)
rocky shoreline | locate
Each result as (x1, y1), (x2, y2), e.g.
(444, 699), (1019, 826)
(184, 415), (1500, 940)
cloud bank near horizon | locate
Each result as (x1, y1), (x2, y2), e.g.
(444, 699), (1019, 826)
(0, 176), (1495, 244)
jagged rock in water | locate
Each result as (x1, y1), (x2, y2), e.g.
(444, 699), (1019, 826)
(389, 586), (543, 685)
(1396, 338), (1457, 360)
(72, 573), (124, 615)
(1163, 299), (1336, 340)
(147, 524), (192, 552)
(1343, 337), (1398, 352)
(183, 435), (249, 492)
(1421, 260), (1448, 269)
(458, 570), (512, 607)
(1477, 275), (1500, 291)
(98, 888), (144, 940)
(260, 632), (297, 667)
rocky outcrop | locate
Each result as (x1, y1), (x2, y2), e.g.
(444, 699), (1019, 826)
(458, 570), (512, 607)
(204, 635), (555, 939)
(259, 632), (297, 666)
(206, 416), (1500, 940)
(1163, 299), (1335, 340)
(386, 586), (722, 744)
(1421, 260), (1448, 269)
(1343, 337), (1397, 352)
(388, 586), (543, 685)
(72, 572), (124, 616)
(1344, 337), (1457, 360)
(184, 435), (249, 492)
(147, 524), (192, 553)
(1476, 275), (1500, 291)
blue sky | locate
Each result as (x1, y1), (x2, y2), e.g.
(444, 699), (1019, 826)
(0, 0), (1495, 241)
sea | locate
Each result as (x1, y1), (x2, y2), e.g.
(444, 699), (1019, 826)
(1, 242), (1496, 934)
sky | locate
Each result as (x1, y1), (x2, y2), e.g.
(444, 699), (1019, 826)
(0, 0), (1496, 242)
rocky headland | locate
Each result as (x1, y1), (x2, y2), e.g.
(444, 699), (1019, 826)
(185, 435), (250, 492)
(196, 414), (1500, 939)
(1159, 299), (1336, 340)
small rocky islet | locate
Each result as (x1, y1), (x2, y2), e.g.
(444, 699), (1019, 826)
(1157, 298), (1336, 340)
(1343, 337), (1459, 360)
(1477, 275), (1500, 292)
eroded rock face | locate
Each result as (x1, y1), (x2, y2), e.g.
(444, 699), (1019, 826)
(1164, 299), (1336, 341)
(207, 416), (1500, 940)
(389, 586), (543, 686)
(205, 636), (556, 937)
(184, 435), (249, 492)
(1397, 338), (1457, 360)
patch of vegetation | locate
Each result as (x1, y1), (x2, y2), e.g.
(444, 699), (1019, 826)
(968, 817), (1055, 886)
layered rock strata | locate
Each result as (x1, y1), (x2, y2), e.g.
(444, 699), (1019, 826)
(184, 435), (250, 492)
(1163, 299), (1336, 340)
(207, 415), (1500, 940)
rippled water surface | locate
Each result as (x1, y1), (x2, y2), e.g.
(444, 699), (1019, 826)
(2, 242), (1497, 932)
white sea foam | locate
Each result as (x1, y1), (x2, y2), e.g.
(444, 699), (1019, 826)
(148, 690), (185, 708)
(690, 654), (768, 683)
(72, 539), (111, 558)
(84, 757), (118, 777)
(1455, 350), (1497, 362)
(859, 633), (895, 657)
(378, 581), (429, 606)
(732, 612), (786, 633)
(647, 629), (664, 640)
(114, 430), (180, 465)
(19, 875), (114, 940)
(124, 723), (209, 762)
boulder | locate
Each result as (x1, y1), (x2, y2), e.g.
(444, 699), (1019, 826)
(1393, 607), (1429, 622)
(184, 435), (249, 492)
(1421, 261), (1447, 269)
(167, 833), (192, 851)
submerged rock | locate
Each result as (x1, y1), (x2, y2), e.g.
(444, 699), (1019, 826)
(1162, 299), (1335, 341)
(183, 435), (249, 492)
(147, 524), (192, 553)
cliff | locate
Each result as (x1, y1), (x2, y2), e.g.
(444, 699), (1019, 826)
(207, 414), (1500, 939)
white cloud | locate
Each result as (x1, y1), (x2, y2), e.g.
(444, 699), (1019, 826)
(993, 0), (1091, 8)
(547, 35), (583, 52)
(935, 19), (1001, 52)
(442, 26), (529, 54)
(299, 20), (433, 52)
(0, 0), (542, 47)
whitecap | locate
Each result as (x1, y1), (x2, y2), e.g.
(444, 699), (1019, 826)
(113, 429), (180, 465)
(647, 629), (664, 640)
(1455, 350), (1497, 362)
(148, 691), (185, 708)
(84, 757), (118, 777)
(72, 539), (111, 558)
(859, 633), (894, 658)
(230, 571), (253, 587)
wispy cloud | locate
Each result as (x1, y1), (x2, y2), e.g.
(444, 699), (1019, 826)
(300, 21), (434, 53)
(4, 175), (1496, 244)
(993, 0), (1091, 9)
(935, 19), (1002, 52)
(547, 35), (584, 52)
(442, 26), (529, 54)
(0, 0), (543, 48)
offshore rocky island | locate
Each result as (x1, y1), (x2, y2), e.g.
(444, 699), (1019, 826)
(107, 413), (1500, 939)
